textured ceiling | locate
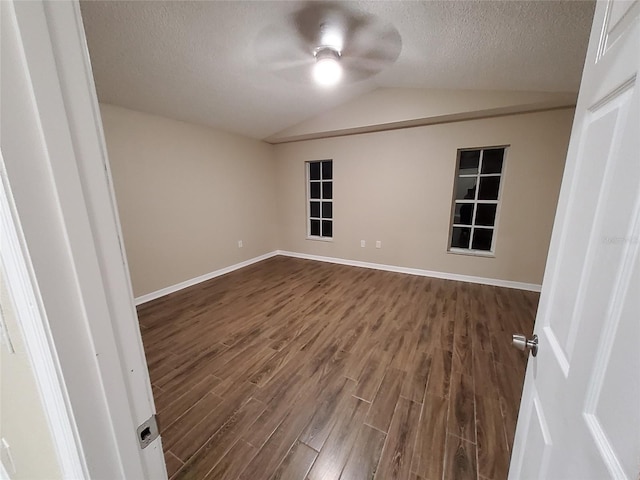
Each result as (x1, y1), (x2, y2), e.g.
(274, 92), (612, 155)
(80, 1), (595, 140)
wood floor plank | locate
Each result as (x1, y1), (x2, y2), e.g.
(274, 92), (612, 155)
(247, 346), (297, 388)
(411, 394), (448, 480)
(306, 396), (370, 480)
(426, 348), (453, 399)
(490, 332), (526, 376)
(161, 393), (224, 452)
(493, 362), (525, 449)
(299, 377), (355, 451)
(401, 349), (432, 404)
(204, 440), (257, 480)
(242, 373), (312, 450)
(270, 441), (317, 480)
(388, 329), (419, 373)
(136, 257), (537, 480)
(237, 393), (319, 480)
(373, 397), (421, 480)
(218, 345), (280, 383)
(452, 301), (473, 372)
(472, 350), (499, 398)
(172, 398), (266, 480)
(149, 352), (180, 381)
(447, 370), (475, 443)
(164, 451), (183, 479)
(365, 367), (406, 433)
(443, 434), (477, 480)
(252, 361), (304, 404)
(171, 381), (256, 462)
(155, 343), (227, 390)
(341, 343), (370, 381)
(473, 320), (492, 355)
(158, 374), (221, 430)
(158, 357), (225, 399)
(475, 393), (510, 480)
(338, 424), (386, 480)
(414, 315), (436, 355)
(241, 377), (308, 450)
(354, 350), (390, 402)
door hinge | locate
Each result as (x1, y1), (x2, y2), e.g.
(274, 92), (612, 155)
(136, 414), (159, 449)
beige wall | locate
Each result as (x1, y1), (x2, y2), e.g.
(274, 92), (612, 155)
(101, 101), (572, 296)
(1, 267), (62, 480)
(101, 104), (278, 297)
(275, 109), (574, 285)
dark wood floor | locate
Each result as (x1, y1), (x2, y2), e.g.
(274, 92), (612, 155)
(137, 256), (537, 480)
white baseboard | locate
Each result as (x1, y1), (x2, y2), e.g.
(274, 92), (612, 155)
(134, 251), (279, 305)
(135, 249), (541, 305)
(276, 250), (542, 292)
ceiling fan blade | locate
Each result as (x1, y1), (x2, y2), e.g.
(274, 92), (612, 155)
(340, 56), (388, 82)
(290, 2), (348, 49)
(268, 58), (313, 70)
(270, 63), (316, 84)
(255, 1), (402, 84)
(254, 23), (309, 66)
(342, 55), (387, 72)
(341, 17), (402, 65)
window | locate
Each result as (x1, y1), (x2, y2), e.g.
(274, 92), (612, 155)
(307, 160), (333, 239)
(449, 147), (506, 254)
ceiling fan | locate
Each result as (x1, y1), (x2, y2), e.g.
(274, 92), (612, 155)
(255, 2), (402, 87)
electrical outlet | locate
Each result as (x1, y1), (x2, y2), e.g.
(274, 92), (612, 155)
(376, 240), (382, 249)
(237, 240), (243, 248)
(360, 240), (366, 248)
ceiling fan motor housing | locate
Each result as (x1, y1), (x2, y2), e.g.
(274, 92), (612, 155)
(312, 47), (342, 86)
(314, 47), (341, 61)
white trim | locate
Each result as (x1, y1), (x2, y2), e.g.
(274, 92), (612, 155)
(277, 250), (542, 291)
(306, 236), (334, 242)
(0, 157), (87, 478)
(43, 4), (165, 476)
(4, 1), (162, 477)
(447, 248), (496, 258)
(134, 252), (279, 305)
(135, 249), (541, 307)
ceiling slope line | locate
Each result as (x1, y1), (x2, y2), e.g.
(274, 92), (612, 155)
(265, 102), (577, 144)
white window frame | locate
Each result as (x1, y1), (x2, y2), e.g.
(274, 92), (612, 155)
(306, 160), (333, 241)
(448, 146), (508, 256)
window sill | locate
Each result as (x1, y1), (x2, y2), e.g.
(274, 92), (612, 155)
(448, 248), (495, 258)
(306, 236), (333, 242)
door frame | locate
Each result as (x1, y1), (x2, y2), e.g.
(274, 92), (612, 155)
(2, 0), (165, 478)
(1, 153), (86, 478)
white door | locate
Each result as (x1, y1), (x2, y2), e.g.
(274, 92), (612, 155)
(509, 1), (640, 478)
(1, 1), (166, 478)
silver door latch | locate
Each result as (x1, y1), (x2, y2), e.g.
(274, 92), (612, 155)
(512, 333), (538, 357)
(136, 415), (159, 449)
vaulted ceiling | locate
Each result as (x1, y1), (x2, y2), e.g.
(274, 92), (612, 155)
(80, 1), (595, 140)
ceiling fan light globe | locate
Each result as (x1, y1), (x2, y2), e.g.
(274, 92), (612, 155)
(313, 57), (342, 86)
